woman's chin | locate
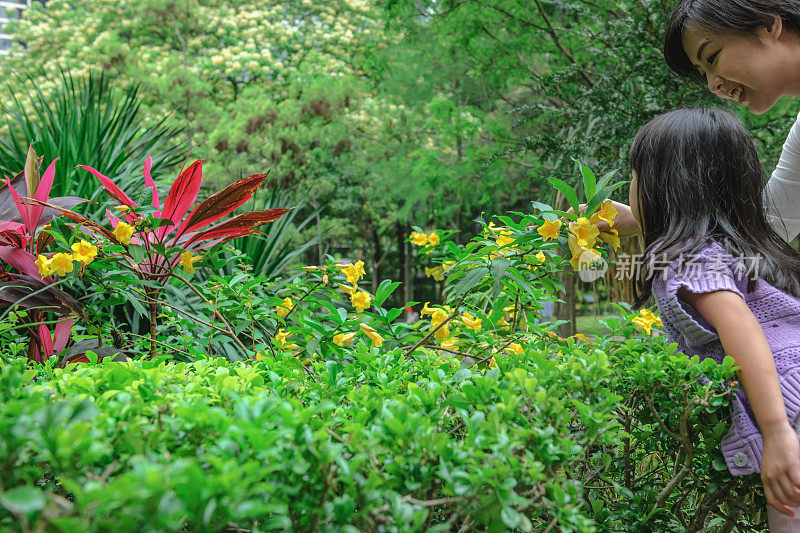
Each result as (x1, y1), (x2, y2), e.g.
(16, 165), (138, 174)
(744, 94), (778, 115)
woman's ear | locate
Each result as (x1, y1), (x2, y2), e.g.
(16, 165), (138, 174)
(760, 15), (784, 43)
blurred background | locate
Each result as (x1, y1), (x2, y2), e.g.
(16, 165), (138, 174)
(0, 0), (795, 334)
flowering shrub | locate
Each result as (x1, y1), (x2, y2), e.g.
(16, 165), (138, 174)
(0, 159), (766, 530)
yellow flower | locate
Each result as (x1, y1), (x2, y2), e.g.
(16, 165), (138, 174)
(434, 324), (450, 341)
(632, 309), (662, 335)
(50, 253), (74, 277)
(338, 283), (357, 296)
(570, 333), (592, 343)
(431, 308), (448, 327)
(598, 229), (621, 252)
(596, 200), (618, 226)
(440, 336), (459, 351)
(488, 356), (497, 368)
(275, 328), (291, 346)
(35, 254), (53, 277)
(461, 312), (482, 331)
(420, 302), (436, 316)
(425, 265), (445, 281)
(351, 290), (372, 313)
(568, 217), (600, 248)
(333, 332), (356, 347)
(409, 231), (428, 246)
(495, 316), (510, 331)
(504, 343), (524, 356)
(632, 316), (653, 335)
(276, 297), (293, 318)
(71, 240), (98, 265)
(340, 260), (366, 283)
(112, 221), (134, 245)
(427, 232), (440, 246)
(535, 251), (546, 264)
(568, 234), (602, 271)
(537, 219), (561, 242)
(360, 323), (383, 347)
(496, 234), (515, 247)
(302, 266), (320, 271)
(255, 351), (266, 361)
(180, 251), (201, 274)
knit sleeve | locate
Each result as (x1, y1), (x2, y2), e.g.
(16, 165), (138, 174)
(652, 244), (747, 347)
(764, 110), (800, 243)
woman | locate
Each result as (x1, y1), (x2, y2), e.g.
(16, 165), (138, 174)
(628, 2), (800, 529)
(606, 0), (800, 246)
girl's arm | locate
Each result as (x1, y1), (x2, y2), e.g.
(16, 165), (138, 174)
(680, 288), (800, 515)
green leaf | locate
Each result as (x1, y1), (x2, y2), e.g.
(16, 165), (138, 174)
(448, 267), (489, 299)
(490, 259), (512, 282)
(596, 168), (619, 191)
(585, 181), (627, 217)
(0, 486), (45, 515)
(374, 280), (401, 307)
(501, 506), (522, 528)
(576, 159), (596, 200)
(128, 244), (147, 263)
(547, 177), (579, 211)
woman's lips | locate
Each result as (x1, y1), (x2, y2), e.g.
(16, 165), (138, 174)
(730, 85), (747, 104)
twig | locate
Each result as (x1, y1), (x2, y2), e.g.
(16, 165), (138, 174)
(171, 272), (249, 354)
(402, 297), (465, 358)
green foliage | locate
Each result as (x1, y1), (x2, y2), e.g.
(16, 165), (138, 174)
(0, 319), (763, 531)
(0, 72), (185, 217)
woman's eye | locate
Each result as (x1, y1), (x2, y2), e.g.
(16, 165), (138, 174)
(707, 51), (719, 65)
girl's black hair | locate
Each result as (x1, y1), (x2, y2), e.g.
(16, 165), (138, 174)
(630, 108), (800, 308)
(664, 0), (800, 79)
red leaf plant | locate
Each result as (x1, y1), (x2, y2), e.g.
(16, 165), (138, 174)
(0, 146), (88, 363)
(38, 155), (289, 357)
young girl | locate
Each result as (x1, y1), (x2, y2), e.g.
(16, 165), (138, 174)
(629, 108), (800, 531)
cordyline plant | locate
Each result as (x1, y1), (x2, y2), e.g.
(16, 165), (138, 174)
(36, 155), (288, 358)
(0, 146), (87, 363)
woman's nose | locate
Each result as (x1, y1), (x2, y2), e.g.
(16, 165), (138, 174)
(706, 73), (725, 95)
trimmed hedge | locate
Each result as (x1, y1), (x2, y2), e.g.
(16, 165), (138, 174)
(0, 330), (763, 532)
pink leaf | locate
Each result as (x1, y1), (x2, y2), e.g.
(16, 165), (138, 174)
(158, 159), (204, 240)
(143, 155), (161, 213)
(184, 209), (288, 246)
(0, 245), (39, 277)
(79, 165), (138, 207)
(39, 323), (54, 357)
(5, 175), (32, 235)
(53, 318), (73, 354)
(175, 173), (269, 239)
(28, 158), (58, 232)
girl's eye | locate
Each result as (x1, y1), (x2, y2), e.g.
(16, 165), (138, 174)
(707, 51), (719, 65)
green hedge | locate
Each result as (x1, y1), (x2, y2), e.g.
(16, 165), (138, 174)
(0, 331), (764, 532)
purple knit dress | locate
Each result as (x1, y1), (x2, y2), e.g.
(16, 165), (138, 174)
(651, 241), (800, 475)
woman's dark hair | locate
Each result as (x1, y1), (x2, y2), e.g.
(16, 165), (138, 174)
(664, 0), (800, 79)
(630, 107), (800, 307)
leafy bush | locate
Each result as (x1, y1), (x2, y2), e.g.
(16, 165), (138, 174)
(0, 159), (767, 530)
(0, 325), (761, 531)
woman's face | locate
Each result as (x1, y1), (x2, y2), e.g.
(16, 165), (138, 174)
(681, 19), (800, 114)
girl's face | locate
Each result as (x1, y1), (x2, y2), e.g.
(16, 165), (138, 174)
(629, 171), (641, 227)
(681, 19), (800, 114)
